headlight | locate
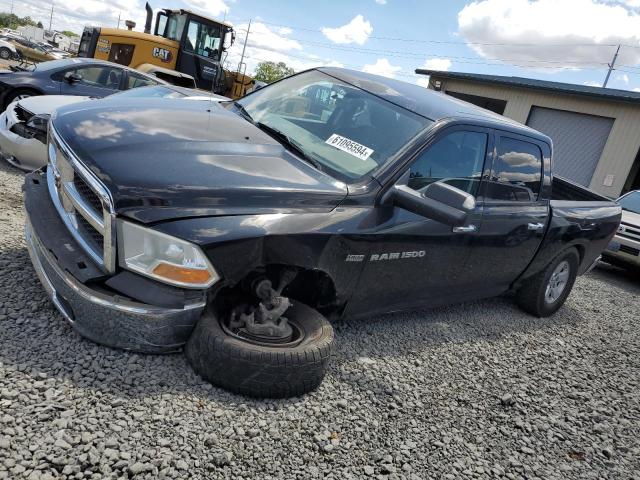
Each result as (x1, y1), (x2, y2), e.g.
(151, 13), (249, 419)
(117, 220), (219, 289)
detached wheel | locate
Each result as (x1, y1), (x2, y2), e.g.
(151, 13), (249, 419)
(186, 301), (334, 398)
(0, 47), (11, 60)
(516, 248), (579, 317)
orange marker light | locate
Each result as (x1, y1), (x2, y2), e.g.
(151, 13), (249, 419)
(152, 263), (212, 285)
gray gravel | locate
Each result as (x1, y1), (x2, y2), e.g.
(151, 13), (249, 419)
(1, 160), (639, 480)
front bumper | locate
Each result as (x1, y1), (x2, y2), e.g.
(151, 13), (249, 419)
(603, 234), (640, 268)
(24, 172), (206, 353)
(0, 109), (47, 172)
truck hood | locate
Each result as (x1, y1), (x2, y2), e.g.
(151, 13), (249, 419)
(52, 98), (348, 223)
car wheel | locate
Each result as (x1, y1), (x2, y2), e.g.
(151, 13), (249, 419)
(185, 301), (334, 398)
(516, 248), (579, 317)
(0, 47), (11, 60)
(4, 89), (40, 109)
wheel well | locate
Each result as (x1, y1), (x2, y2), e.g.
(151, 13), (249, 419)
(573, 244), (585, 263)
(5, 88), (42, 108)
(211, 265), (339, 316)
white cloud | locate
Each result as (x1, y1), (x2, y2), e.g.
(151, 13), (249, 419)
(183, 0), (229, 18)
(458, 0), (640, 70)
(583, 80), (602, 87)
(278, 27), (293, 36)
(362, 58), (402, 78)
(375, 0), (387, 4)
(634, 87), (640, 92)
(421, 58), (453, 71)
(321, 15), (373, 45)
(415, 77), (432, 89)
(617, 73), (630, 84)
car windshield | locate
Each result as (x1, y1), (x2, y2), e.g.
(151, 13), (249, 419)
(619, 191), (640, 214)
(236, 70), (431, 182)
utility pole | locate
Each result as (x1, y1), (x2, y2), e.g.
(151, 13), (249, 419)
(237, 19), (251, 77)
(117, 12), (121, 29)
(603, 44), (621, 88)
(48, 1), (54, 31)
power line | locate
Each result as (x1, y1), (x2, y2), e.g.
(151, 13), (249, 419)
(234, 18), (629, 48)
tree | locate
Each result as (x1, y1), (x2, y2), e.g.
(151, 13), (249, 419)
(253, 61), (294, 84)
(61, 30), (76, 37)
(36, 21), (43, 28)
(0, 12), (37, 29)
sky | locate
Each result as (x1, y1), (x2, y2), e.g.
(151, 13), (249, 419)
(4, 0), (640, 91)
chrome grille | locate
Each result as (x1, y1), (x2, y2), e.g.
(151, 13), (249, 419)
(618, 222), (640, 242)
(73, 175), (103, 214)
(48, 126), (116, 273)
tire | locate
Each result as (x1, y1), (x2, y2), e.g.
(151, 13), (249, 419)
(516, 248), (580, 317)
(4, 89), (40, 110)
(185, 301), (334, 398)
(0, 47), (11, 60)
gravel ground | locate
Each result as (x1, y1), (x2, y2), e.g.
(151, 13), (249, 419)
(1, 160), (639, 480)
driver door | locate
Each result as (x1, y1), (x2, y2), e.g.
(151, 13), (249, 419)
(345, 126), (493, 316)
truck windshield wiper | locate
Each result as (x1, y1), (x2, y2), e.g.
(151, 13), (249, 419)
(255, 122), (324, 172)
(233, 101), (254, 122)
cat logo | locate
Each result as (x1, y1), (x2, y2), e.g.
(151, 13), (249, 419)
(152, 47), (172, 63)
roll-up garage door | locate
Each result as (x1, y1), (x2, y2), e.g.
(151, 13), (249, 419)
(526, 106), (614, 186)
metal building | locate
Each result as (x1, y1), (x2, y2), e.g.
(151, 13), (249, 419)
(416, 69), (640, 197)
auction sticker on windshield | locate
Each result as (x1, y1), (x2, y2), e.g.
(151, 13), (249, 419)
(325, 134), (374, 161)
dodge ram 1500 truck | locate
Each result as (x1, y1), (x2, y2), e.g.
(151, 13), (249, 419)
(23, 68), (621, 398)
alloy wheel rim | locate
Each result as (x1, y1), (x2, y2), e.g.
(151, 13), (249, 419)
(545, 260), (570, 304)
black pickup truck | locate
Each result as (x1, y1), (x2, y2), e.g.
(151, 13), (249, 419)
(23, 68), (621, 397)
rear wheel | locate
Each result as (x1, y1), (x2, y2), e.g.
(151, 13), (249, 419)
(516, 248), (579, 317)
(0, 47), (11, 60)
(186, 301), (334, 398)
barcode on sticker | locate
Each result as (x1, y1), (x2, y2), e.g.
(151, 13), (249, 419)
(325, 134), (374, 161)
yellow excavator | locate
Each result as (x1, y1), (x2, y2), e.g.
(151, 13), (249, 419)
(76, 2), (255, 98)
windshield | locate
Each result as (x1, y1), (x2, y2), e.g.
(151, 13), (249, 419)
(236, 70), (431, 182)
(619, 191), (640, 214)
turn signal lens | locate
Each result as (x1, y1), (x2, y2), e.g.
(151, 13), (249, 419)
(152, 263), (212, 284)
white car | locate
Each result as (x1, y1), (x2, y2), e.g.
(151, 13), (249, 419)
(0, 38), (19, 61)
(602, 190), (640, 270)
(0, 85), (229, 171)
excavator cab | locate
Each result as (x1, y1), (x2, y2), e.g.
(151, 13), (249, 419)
(77, 3), (235, 94)
(153, 8), (235, 92)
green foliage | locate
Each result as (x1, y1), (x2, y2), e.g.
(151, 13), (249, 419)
(253, 61), (295, 84)
(0, 12), (37, 30)
(60, 30), (76, 37)
(36, 21), (43, 28)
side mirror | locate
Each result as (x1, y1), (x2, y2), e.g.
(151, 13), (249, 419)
(391, 181), (476, 227)
(64, 71), (82, 84)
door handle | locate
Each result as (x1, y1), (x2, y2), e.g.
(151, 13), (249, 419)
(528, 222), (545, 231)
(452, 225), (477, 233)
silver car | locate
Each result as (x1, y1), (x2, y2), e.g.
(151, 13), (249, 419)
(602, 190), (640, 269)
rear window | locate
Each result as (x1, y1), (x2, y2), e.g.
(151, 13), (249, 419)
(485, 137), (543, 202)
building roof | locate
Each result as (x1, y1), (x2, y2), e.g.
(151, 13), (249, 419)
(318, 67), (544, 140)
(416, 69), (640, 105)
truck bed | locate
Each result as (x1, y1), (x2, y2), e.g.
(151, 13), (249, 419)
(551, 176), (611, 202)
(516, 176), (621, 285)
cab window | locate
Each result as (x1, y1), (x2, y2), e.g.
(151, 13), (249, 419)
(485, 137), (543, 202)
(407, 131), (488, 196)
(184, 19), (221, 59)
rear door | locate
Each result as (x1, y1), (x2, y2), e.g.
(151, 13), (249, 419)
(463, 131), (549, 290)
